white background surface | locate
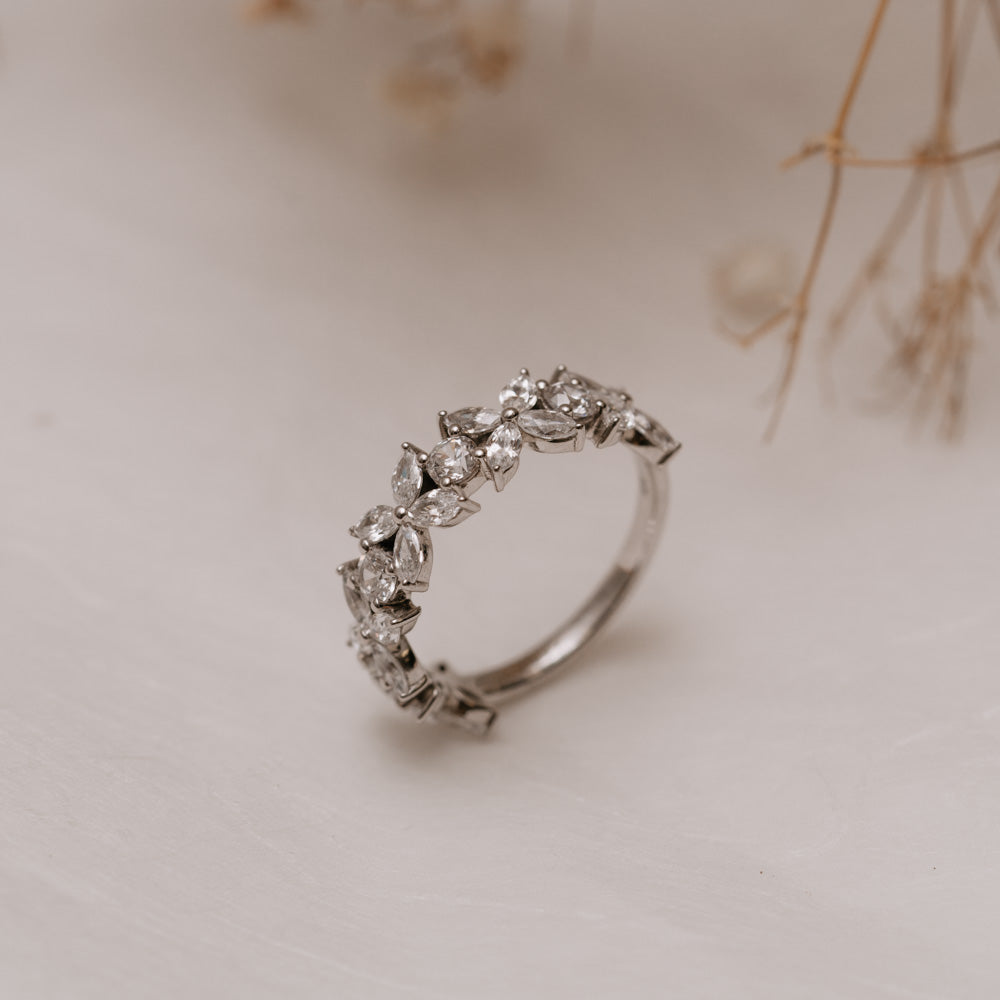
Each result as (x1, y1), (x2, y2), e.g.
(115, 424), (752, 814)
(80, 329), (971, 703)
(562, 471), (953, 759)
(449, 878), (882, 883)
(2, 2), (1000, 997)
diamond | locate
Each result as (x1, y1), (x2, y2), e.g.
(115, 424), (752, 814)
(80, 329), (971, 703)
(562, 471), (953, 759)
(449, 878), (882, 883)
(409, 488), (470, 528)
(342, 566), (369, 622)
(559, 372), (631, 415)
(629, 409), (651, 433)
(391, 448), (422, 507)
(349, 623), (373, 662)
(628, 409), (678, 454)
(350, 505), (397, 545)
(606, 390), (633, 418)
(367, 610), (401, 646)
(426, 436), (479, 486)
(484, 423), (522, 472)
(518, 409), (578, 441)
(393, 524), (427, 585)
(541, 381), (600, 420)
(444, 407), (501, 438)
(554, 370), (603, 392)
(499, 373), (538, 412)
(359, 547), (397, 604)
(371, 646), (410, 696)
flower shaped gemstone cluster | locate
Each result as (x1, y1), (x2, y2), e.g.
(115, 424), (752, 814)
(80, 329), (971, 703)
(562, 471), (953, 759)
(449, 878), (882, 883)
(339, 366), (678, 700)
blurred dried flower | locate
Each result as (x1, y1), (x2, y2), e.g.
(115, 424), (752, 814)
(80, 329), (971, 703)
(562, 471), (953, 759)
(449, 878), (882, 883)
(456, 0), (522, 89)
(251, 0), (524, 123)
(383, 65), (460, 129)
(734, 0), (1000, 438)
(246, 0), (305, 18)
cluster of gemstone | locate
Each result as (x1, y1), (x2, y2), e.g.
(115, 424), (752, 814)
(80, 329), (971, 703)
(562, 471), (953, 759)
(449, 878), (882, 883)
(339, 366), (678, 703)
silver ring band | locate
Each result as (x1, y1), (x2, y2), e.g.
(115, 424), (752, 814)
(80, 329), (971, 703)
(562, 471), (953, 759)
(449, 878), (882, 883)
(338, 366), (680, 735)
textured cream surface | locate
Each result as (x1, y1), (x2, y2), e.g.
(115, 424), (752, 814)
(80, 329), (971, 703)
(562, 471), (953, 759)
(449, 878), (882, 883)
(2, 2), (999, 997)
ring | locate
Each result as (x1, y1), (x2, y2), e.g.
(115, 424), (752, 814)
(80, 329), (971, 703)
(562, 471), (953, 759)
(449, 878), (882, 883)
(338, 365), (680, 735)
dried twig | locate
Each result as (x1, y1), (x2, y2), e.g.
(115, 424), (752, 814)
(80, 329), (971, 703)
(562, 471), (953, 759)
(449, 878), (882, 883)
(738, 0), (1000, 438)
(733, 0), (893, 440)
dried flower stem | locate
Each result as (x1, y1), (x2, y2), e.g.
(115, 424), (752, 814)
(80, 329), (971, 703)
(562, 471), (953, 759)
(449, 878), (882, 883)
(838, 139), (1000, 169)
(738, 0), (1000, 438)
(734, 0), (893, 440)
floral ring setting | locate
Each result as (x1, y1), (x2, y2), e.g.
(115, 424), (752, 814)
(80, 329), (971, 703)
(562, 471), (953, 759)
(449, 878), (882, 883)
(338, 365), (680, 735)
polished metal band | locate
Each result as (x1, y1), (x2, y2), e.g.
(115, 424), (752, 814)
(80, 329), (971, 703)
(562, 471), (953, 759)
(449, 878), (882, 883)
(338, 366), (679, 735)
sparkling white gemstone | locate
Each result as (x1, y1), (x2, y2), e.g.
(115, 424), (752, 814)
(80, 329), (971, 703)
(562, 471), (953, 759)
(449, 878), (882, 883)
(367, 610), (402, 646)
(628, 408), (676, 451)
(350, 505), (397, 545)
(518, 408), (578, 441)
(393, 525), (426, 585)
(371, 646), (410, 696)
(391, 448), (423, 507)
(485, 423), (522, 472)
(359, 547), (397, 604)
(342, 567), (369, 622)
(445, 407), (502, 438)
(426, 436), (479, 485)
(499, 373), (538, 413)
(408, 488), (465, 528)
(348, 622), (369, 655)
(541, 381), (599, 420)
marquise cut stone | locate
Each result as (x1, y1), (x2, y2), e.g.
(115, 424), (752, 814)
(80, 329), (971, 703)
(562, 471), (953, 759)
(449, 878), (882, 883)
(409, 488), (465, 527)
(360, 547), (397, 604)
(499, 373), (538, 412)
(426, 436), (479, 486)
(445, 407), (502, 438)
(360, 645), (407, 695)
(372, 647), (410, 696)
(518, 409), (578, 441)
(350, 505), (397, 545)
(541, 381), (600, 420)
(629, 409), (677, 452)
(485, 423), (522, 472)
(342, 566), (369, 622)
(391, 449), (422, 507)
(393, 525), (426, 585)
